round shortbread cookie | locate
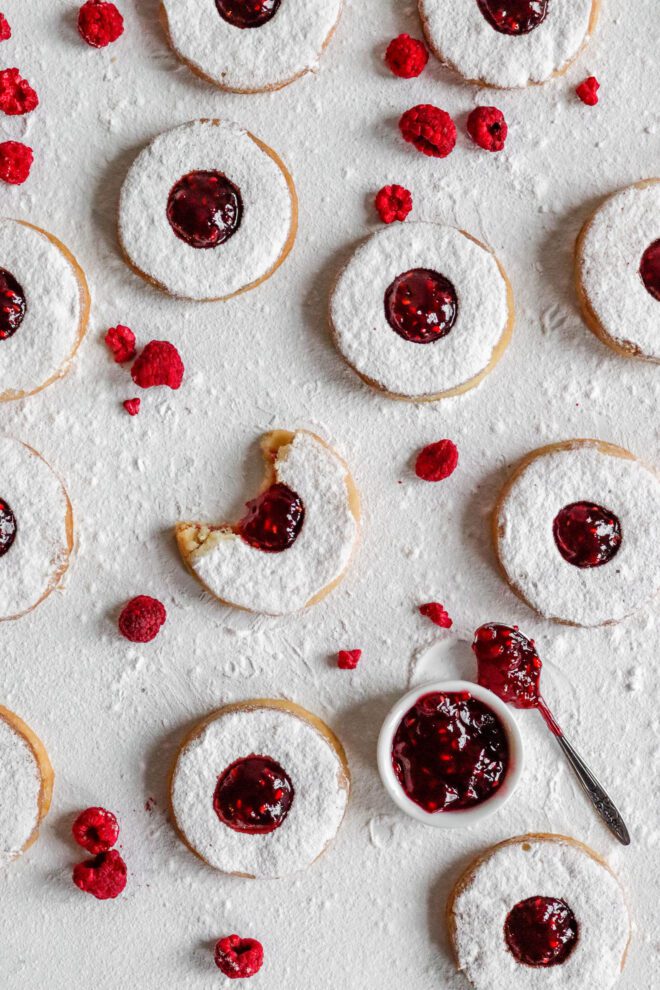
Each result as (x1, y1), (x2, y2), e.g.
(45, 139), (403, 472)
(0, 706), (53, 860)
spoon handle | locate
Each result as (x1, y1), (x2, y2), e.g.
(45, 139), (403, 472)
(554, 733), (631, 846)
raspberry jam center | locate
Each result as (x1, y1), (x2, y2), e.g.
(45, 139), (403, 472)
(640, 239), (660, 301)
(473, 623), (541, 709)
(215, 0), (281, 29)
(214, 755), (294, 834)
(477, 0), (548, 35)
(384, 269), (458, 344)
(505, 896), (579, 967)
(0, 498), (16, 557)
(391, 691), (509, 813)
(553, 501), (622, 568)
(238, 483), (304, 553)
(0, 268), (26, 340)
(167, 170), (243, 249)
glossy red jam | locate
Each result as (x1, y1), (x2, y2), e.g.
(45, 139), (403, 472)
(384, 268), (458, 344)
(505, 896), (579, 967)
(640, 239), (660, 301)
(0, 498), (16, 557)
(391, 691), (509, 813)
(167, 170), (242, 249)
(214, 755), (294, 834)
(477, 0), (548, 35)
(238, 483), (304, 553)
(553, 501), (622, 568)
(215, 0), (280, 28)
(473, 623), (541, 708)
(0, 268), (26, 340)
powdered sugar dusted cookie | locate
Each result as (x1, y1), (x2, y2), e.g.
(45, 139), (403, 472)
(0, 706), (53, 860)
(176, 430), (360, 615)
(170, 699), (350, 878)
(419, 0), (599, 88)
(161, 0), (343, 94)
(330, 223), (513, 401)
(576, 179), (660, 361)
(494, 439), (660, 626)
(447, 834), (629, 990)
(118, 119), (297, 301)
(0, 220), (90, 402)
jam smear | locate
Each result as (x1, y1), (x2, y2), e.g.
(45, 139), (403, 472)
(640, 239), (660, 301)
(215, 0), (281, 29)
(384, 268), (458, 344)
(505, 896), (579, 967)
(238, 483), (304, 553)
(167, 170), (242, 249)
(477, 0), (548, 35)
(0, 498), (16, 557)
(0, 268), (26, 340)
(553, 501), (622, 568)
(391, 691), (509, 812)
(214, 755), (294, 834)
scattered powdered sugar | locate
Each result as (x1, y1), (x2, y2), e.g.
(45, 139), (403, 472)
(0, 713), (41, 860)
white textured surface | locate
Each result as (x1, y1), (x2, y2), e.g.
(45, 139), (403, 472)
(118, 119), (293, 299)
(330, 223), (509, 398)
(185, 430), (358, 614)
(0, 713), (41, 859)
(420, 0), (595, 87)
(452, 837), (628, 989)
(171, 705), (348, 877)
(579, 182), (660, 359)
(163, 0), (342, 92)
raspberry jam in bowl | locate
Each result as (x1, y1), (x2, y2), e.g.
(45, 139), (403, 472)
(377, 680), (523, 827)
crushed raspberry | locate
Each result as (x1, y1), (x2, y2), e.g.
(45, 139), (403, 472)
(78, 1), (124, 48)
(0, 69), (39, 116)
(576, 76), (599, 106)
(419, 602), (453, 628)
(118, 595), (166, 643)
(73, 849), (127, 900)
(467, 106), (508, 152)
(399, 105), (456, 158)
(385, 34), (428, 79)
(338, 649), (362, 670)
(0, 142), (33, 184)
(415, 439), (459, 482)
(375, 185), (413, 224)
(214, 935), (264, 980)
(72, 807), (120, 854)
(105, 324), (136, 363)
(123, 397), (141, 416)
(0, 15), (11, 41)
(131, 341), (184, 390)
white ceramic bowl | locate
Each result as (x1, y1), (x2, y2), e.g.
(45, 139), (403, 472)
(377, 679), (524, 829)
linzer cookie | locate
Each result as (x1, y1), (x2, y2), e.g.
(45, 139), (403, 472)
(0, 706), (53, 860)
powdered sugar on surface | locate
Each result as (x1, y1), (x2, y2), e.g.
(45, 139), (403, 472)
(0, 714), (41, 859)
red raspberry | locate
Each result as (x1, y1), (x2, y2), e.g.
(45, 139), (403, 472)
(0, 141), (33, 184)
(399, 105), (456, 159)
(576, 76), (599, 106)
(123, 397), (141, 416)
(118, 595), (166, 643)
(214, 935), (264, 980)
(131, 340), (184, 390)
(419, 602), (453, 628)
(467, 107), (508, 152)
(0, 14), (11, 41)
(73, 849), (127, 900)
(72, 807), (120, 854)
(338, 649), (362, 670)
(415, 439), (459, 482)
(385, 34), (428, 79)
(105, 324), (136, 363)
(0, 69), (38, 116)
(78, 1), (124, 48)
(375, 184), (413, 224)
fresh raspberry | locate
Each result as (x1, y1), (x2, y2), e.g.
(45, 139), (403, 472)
(214, 935), (264, 980)
(131, 341), (184, 390)
(0, 69), (39, 116)
(467, 106), (508, 152)
(415, 439), (459, 482)
(0, 14), (11, 41)
(0, 142), (33, 184)
(385, 34), (428, 79)
(118, 595), (166, 643)
(375, 184), (413, 224)
(576, 76), (599, 106)
(399, 105), (456, 158)
(123, 397), (141, 416)
(419, 602), (453, 628)
(78, 1), (124, 48)
(338, 649), (362, 670)
(105, 324), (136, 363)
(73, 849), (127, 900)
(72, 807), (120, 854)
